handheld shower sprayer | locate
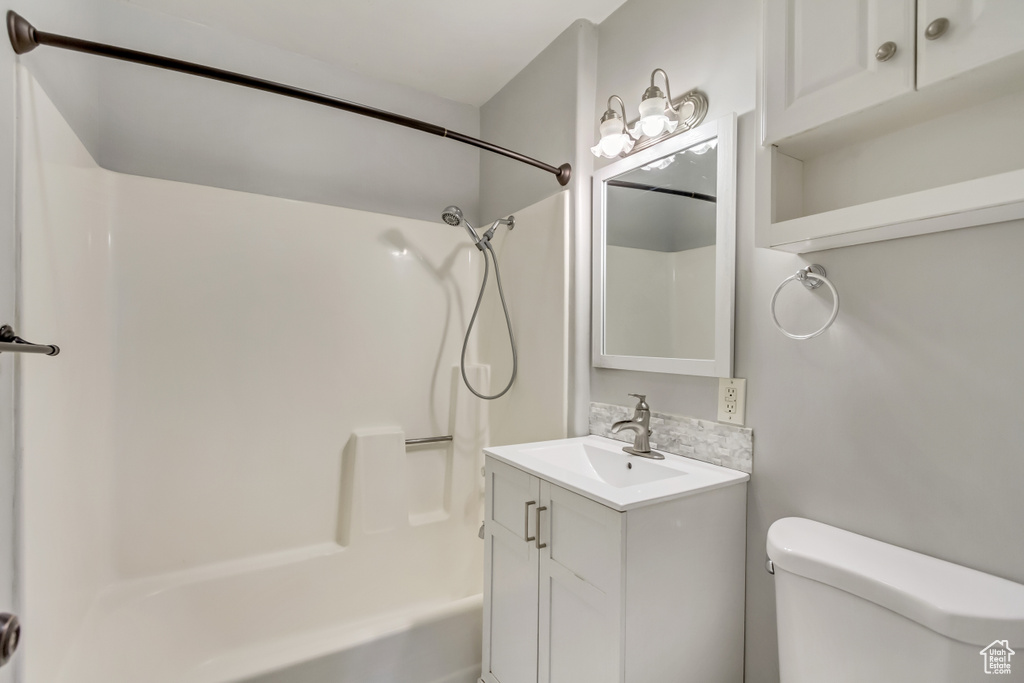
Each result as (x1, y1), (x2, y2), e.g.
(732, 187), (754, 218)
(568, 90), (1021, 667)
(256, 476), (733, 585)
(441, 205), (482, 247)
(440, 206), (518, 400)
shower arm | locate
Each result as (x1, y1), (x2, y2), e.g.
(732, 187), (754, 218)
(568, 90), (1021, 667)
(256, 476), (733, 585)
(6, 11), (573, 187)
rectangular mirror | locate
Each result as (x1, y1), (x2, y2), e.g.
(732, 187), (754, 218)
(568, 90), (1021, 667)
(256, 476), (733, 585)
(592, 114), (736, 377)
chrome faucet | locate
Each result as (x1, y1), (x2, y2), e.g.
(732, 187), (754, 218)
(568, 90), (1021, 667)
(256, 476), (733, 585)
(610, 394), (664, 459)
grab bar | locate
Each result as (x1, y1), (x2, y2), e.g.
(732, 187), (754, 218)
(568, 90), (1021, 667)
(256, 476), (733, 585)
(405, 435), (453, 446)
(0, 325), (60, 356)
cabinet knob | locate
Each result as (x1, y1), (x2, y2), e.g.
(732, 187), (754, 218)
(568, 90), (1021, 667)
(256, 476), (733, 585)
(875, 41), (898, 62)
(925, 17), (950, 40)
(0, 613), (20, 668)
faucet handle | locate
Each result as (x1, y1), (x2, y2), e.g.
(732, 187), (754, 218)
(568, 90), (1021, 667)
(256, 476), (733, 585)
(627, 393), (649, 411)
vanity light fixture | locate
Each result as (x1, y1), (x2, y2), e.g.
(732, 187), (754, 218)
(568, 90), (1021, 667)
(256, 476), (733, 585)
(591, 96), (635, 159)
(591, 68), (709, 158)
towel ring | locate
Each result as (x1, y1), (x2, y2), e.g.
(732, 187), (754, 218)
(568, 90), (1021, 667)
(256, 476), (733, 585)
(770, 265), (839, 340)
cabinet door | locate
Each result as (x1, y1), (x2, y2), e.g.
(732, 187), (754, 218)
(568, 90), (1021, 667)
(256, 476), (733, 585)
(537, 482), (623, 683)
(763, 0), (916, 144)
(482, 459), (541, 683)
(917, 0), (1024, 88)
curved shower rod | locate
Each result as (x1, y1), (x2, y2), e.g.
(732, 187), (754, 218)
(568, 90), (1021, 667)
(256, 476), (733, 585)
(6, 11), (572, 187)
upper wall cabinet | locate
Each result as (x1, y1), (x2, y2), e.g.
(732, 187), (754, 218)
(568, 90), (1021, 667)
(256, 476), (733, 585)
(764, 0), (1024, 146)
(917, 0), (1024, 89)
(760, 0), (1024, 253)
(763, 0), (915, 144)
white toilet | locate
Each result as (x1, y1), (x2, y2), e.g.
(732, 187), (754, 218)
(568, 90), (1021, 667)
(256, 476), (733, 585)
(767, 517), (1024, 682)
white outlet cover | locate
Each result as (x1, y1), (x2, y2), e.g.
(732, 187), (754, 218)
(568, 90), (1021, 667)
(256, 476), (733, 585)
(717, 378), (747, 425)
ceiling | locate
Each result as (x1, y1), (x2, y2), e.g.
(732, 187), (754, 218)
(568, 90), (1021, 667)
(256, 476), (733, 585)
(125, 0), (629, 106)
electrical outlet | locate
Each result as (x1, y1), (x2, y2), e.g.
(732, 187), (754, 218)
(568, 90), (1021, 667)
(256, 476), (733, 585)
(717, 378), (747, 425)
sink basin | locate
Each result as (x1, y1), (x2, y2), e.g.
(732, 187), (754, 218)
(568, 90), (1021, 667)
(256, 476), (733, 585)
(520, 441), (687, 488)
(485, 435), (749, 511)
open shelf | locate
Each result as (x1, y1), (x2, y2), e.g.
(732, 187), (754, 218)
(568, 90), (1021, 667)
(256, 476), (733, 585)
(760, 89), (1024, 254)
(769, 167), (1024, 253)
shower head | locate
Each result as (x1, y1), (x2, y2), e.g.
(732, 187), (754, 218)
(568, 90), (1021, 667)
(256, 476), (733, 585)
(441, 205), (482, 246)
(441, 206), (463, 226)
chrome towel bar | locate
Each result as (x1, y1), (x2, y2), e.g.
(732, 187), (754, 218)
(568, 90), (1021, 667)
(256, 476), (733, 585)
(0, 325), (59, 356)
(404, 435), (453, 446)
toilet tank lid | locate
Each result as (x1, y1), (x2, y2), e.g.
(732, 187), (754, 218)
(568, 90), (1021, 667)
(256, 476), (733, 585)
(767, 517), (1024, 646)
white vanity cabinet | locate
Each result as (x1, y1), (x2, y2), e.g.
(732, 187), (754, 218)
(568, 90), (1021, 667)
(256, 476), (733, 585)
(481, 456), (747, 683)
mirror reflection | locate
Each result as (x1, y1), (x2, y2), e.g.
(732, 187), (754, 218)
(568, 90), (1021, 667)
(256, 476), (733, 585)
(604, 140), (718, 360)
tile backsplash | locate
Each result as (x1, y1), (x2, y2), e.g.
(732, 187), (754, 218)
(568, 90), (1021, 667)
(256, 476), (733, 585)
(589, 402), (753, 474)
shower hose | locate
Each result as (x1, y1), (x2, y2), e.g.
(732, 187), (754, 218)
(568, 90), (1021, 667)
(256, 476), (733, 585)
(461, 240), (517, 400)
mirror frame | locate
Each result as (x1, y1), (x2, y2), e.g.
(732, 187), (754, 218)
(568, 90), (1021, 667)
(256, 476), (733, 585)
(592, 113), (736, 377)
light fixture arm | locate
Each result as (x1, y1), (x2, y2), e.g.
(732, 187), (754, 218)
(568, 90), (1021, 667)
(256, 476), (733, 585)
(650, 68), (678, 114)
(607, 95), (628, 131)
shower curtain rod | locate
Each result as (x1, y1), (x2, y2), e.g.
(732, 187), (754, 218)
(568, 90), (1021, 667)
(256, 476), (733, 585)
(6, 11), (572, 187)
(606, 179), (717, 203)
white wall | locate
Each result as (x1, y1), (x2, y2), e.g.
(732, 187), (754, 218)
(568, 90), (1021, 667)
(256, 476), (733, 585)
(19, 72), (485, 682)
(590, 2), (1024, 683)
(18, 68), (118, 683)
(0, 31), (17, 683)
(19, 0), (480, 223)
(0, 4), (100, 682)
(0, 5), (102, 683)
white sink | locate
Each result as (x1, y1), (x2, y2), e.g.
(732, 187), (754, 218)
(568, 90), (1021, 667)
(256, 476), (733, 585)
(484, 435), (749, 511)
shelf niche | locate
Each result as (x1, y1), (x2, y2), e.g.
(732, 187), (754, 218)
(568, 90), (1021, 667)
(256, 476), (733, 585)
(762, 82), (1024, 253)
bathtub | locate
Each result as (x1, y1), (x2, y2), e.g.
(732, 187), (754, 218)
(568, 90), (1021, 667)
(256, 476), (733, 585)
(241, 596), (482, 683)
(54, 543), (483, 683)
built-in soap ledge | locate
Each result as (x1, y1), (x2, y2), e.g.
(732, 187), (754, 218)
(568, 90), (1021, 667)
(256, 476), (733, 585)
(589, 402), (752, 474)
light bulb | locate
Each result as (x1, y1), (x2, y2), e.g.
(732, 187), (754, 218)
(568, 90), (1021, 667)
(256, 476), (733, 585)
(637, 94), (668, 137)
(591, 114), (634, 158)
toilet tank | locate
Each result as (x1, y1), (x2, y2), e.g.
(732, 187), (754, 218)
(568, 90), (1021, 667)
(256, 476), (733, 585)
(767, 518), (1024, 683)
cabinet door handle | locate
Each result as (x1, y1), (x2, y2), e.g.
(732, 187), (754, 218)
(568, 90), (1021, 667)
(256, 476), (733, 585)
(875, 41), (897, 62)
(524, 501), (536, 542)
(535, 506), (548, 549)
(925, 17), (950, 41)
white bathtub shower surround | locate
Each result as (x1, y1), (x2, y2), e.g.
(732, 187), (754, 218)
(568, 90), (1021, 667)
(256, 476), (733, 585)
(604, 244), (717, 360)
(478, 191), (571, 447)
(18, 69), (498, 683)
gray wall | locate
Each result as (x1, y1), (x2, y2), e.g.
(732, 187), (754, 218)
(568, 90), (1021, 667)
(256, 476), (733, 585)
(590, 1), (1024, 682)
(479, 21), (590, 222)
(18, 0), (479, 223)
(478, 20), (599, 436)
